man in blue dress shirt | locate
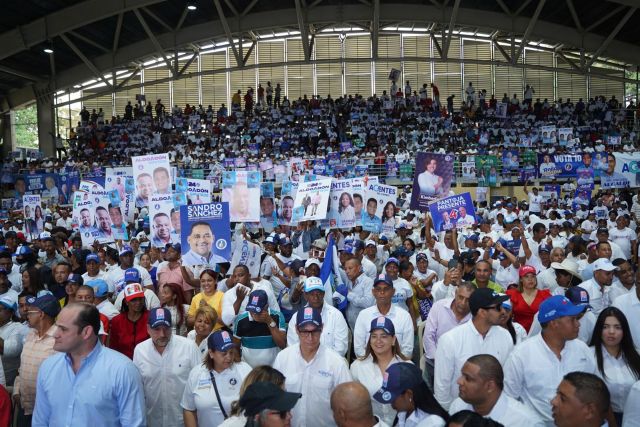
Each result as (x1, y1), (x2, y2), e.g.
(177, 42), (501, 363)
(32, 303), (146, 427)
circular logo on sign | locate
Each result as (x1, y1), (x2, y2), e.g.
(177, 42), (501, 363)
(564, 163), (573, 172)
(216, 239), (227, 250)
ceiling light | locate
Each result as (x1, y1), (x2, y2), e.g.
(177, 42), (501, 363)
(44, 48), (54, 54)
(187, 3), (197, 10)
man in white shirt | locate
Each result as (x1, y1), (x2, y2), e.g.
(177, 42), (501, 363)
(550, 372), (610, 427)
(524, 182), (544, 215)
(104, 246), (153, 295)
(434, 288), (514, 410)
(449, 354), (544, 427)
(343, 257), (375, 330)
(578, 258), (617, 316)
(609, 216), (636, 260)
(273, 307), (352, 427)
(287, 277), (349, 356)
(354, 274), (414, 358)
(221, 264), (279, 328)
(81, 253), (104, 284)
(133, 307), (201, 427)
(331, 382), (388, 427)
(504, 295), (598, 425)
(613, 281), (640, 345)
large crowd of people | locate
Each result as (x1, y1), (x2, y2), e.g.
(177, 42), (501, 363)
(0, 80), (639, 427)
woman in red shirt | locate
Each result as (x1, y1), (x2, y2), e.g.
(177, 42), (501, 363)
(506, 265), (551, 332)
(109, 283), (149, 359)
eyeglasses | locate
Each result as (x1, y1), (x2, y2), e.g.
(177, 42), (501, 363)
(482, 305), (503, 312)
(298, 329), (322, 338)
(267, 410), (288, 419)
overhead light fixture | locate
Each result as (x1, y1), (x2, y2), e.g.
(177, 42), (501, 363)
(44, 48), (54, 54)
(187, 3), (197, 10)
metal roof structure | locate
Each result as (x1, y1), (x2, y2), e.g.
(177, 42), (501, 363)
(0, 0), (638, 111)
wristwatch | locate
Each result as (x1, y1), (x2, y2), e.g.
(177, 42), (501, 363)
(268, 321), (277, 328)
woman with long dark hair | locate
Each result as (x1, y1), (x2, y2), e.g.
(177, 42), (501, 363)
(160, 282), (188, 336)
(21, 267), (46, 295)
(374, 362), (449, 426)
(589, 307), (640, 425)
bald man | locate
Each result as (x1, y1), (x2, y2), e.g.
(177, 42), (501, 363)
(331, 382), (388, 427)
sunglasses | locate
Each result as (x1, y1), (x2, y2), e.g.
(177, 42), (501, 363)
(482, 305), (503, 312)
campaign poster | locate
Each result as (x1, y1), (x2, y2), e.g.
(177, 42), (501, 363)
(73, 191), (97, 246)
(229, 239), (264, 279)
(90, 186), (116, 245)
(540, 125), (557, 144)
(260, 182), (277, 231)
(497, 238), (521, 257)
(607, 135), (622, 145)
(461, 161), (476, 182)
(148, 194), (176, 247)
(501, 151), (520, 178)
(289, 157), (305, 181)
(58, 171), (80, 205)
(23, 195), (42, 239)
(475, 155), (500, 188)
(537, 153), (584, 179)
(340, 142), (352, 153)
(428, 193), (477, 232)
(186, 179), (212, 204)
(180, 202), (232, 266)
(105, 167), (132, 201)
(476, 187), (487, 203)
(576, 165), (595, 190)
(519, 164), (537, 182)
(131, 153), (172, 208)
(601, 152), (638, 189)
(399, 164), (413, 182)
(558, 128), (574, 146)
(573, 189), (592, 209)
(278, 180), (298, 226)
(363, 182), (397, 234)
(222, 171), (261, 222)
(386, 161), (399, 178)
(543, 185), (561, 200)
(410, 153), (454, 210)
(328, 179), (357, 229)
(291, 178), (332, 222)
(495, 103), (508, 118)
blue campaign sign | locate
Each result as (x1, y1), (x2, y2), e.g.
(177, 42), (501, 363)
(179, 203), (232, 266)
(428, 193), (476, 232)
(498, 238), (521, 257)
(537, 153), (606, 179)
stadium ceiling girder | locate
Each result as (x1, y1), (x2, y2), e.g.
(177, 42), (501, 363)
(4, 2), (640, 111)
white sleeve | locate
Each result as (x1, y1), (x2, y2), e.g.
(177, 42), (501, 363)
(331, 312), (349, 356)
(353, 313), (368, 357)
(623, 381), (640, 427)
(433, 334), (455, 410)
(503, 350), (524, 400)
(221, 291), (238, 327)
(431, 281), (449, 302)
(138, 267), (152, 287)
(287, 315), (299, 347)
(398, 312), (414, 357)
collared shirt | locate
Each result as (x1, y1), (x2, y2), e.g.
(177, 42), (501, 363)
(182, 250), (228, 267)
(133, 335), (202, 427)
(591, 345), (639, 412)
(0, 321), (29, 386)
(434, 321), (514, 410)
(396, 408), (445, 427)
(346, 273), (375, 329)
(15, 325), (57, 415)
(623, 380), (640, 426)
(104, 265), (152, 294)
(613, 291), (640, 345)
(287, 303), (349, 356)
(273, 344), (352, 427)
(504, 334), (597, 425)
(221, 281), (279, 327)
(579, 278), (611, 316)
(449, 392), (545, 427)
(609, 282), (634, 305)
(423, 297), (471, 360)
(32, 342), (146, 427)
(354, 304), (414, 358)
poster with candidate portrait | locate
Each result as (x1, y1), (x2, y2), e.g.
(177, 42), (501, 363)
(475, 155), (500, 188)
(149, 194), (177, 248)
(260, 182), (277, 231)
(185, 179), (211, 204)
(180, 203), (232, 266)
(90, 186), (115, 245)
(601, 152), (638, 189)
(428, 193), (477, 232)
(229, 239), (264, 279)
(132, 153), (172, 208)
(222, 171), (261, 222)
(410, 152), (454, 210)
(278, 180), (299, 226)
(573, 189), (592, 209)
(362, 182), (397, 234)
(558, 128), (574, 146)
(291, 178), (332, 222)
(328, 179), (357, 229)
(22, 195), (42, 239)
(540, 125), (557, 144)
(501, 151), (520, 178)
(537, 153), (590, 179)
(105, 167), (132, 201)
(58, 171), (80, 205)
(73, 191), (96, 246)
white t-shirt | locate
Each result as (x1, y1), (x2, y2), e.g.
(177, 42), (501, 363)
(528, 193), (544, 212)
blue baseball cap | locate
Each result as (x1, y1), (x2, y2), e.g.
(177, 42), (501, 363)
(538, 295), (587, 324)
(465, 234), (479, 242)
(352, 240), (365, 251)
(208, 330), (235, 352)
(246, 290), (269, 313)
(373, 273), (394, 288)
(119, 246), (134, 257)
(148, 307), (172, 328)
(124, 268), (141, 283)
(13, 245), (32, 257)
(279, 237), (292, 246)
(369, 316), (395, 335)
(87, 279), (109, 298)
(0, 295), (17, 312)
(296, 306), (322, 329)
(303, 276), (325, 293)
(67, 274), (83, 285)
(163, 242), (181, 252)
(373, 363), (423, 404)
(85, 253), (100, 263)
(26, 294), (61, 318)
(385, 257), (399, 267)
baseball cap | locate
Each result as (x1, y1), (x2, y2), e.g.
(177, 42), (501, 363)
(163, 242), (181, 252)
(26, 294), (61, 318)
(123, 283), (145, 302)
(564, 286), (592, 309)
(86, 253), (100, 263)
(296, 306), (322, 329)
(87, 279), (109, 298)
(538, 295), (586, 324)
(67, 274), (83, 285)
(119, 246), (134, 256)
(596, 227), (609, 235)
(538, 245), (551, 254)
(369, 316), (395, 335)
(373, 363), (422, 404)
(208, 330), (235, 352)
(373, 273), (394, 288)
(391, 248), (411, 258)
(148, 307), (172, 328)
(518, 265), (537, 278)
(38, 231), (51, 240)
(416, 252), (428, 262)
(246, 290), (269, 313)
(592, 258), (618, 272)
(385, 257), (399, 267)
(312, 238), (328, 250)
(379, 235), (388, 243)
(465, 234), (479, 242)
(304, 258), (321, 269)
(239, 382), (302, 417)
(303, 276), (325, 293)
(279, 237), (293, 246)
(0, 295), (17, 312)
(469, 288), (510, 313)
(352, 240), (365, 251)
(13, 245), (32, 257)
(365, 239), (376, 247)
(263, 236), (277, 245)
(287, 259), (306, 274)
(124, 268), (141, 283)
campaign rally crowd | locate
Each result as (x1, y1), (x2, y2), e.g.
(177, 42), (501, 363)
(0, 82), (640, 427)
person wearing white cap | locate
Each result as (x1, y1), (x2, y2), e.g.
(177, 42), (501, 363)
(579, 258), (617, 317)
(0, 294), (28, 386)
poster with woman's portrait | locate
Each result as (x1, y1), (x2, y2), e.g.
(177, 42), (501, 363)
(23, 195), (42, 239)
(328, 179), (357, 229)
(410, 152), (454, 210)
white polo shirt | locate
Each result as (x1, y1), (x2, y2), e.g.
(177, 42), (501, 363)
(220, 280), (279, 327)
(449, 392), (545, 427)
(503, 333), (597, 425)
(287, 304), (349, 356)
(133, 335), (202, 427)
(578, 278), (611, 316)
(613, 291), (640, 345)
(434, 321), (514, 410)
(273, 344), (352, 427)
(354, 304), (414, 358)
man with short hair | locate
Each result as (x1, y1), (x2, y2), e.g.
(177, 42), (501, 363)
(104, 246), (153, 295)
(0, 294), (28, 386)
(221, 265), (279, 328)
(273, 307), (351, 427)
(504, 295), (598, 425)
(151, 213), (173, 247)
(332, 382), (387, 427)
(181, 221), (228, 266)
(81, 253), (104, 283)
(449, 354), (544, 426)
(95, 206), (113, 240)
(610, 258), (636, 302)
(579, 258), (617, 316)
(343, 257), (375, 329)
(135, 173), (153, 207)
(33, 303), (146, 426)
(40, 238), (65, 270)
(86, 279), (119, 320)
(551, 372), (610, 427)
(434, 288), (514, 410)
(133, 307), (201, 427)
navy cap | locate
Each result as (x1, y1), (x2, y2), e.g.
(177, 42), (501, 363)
(246, 290), (269, 313)
(26, 294), (61, 318)
(67, 274), (83, 285)
(373, 273), (394, 288)
(279, 237), (292, 246)
(465, 234), (480, 242)
(385, 257), (399, 267)
(351, 240), (365, 251)
(85, 253), (100, 263)
(296, 306), (322, 329)
(564, 286), (592, 308)
(538, 245), (551, 254)
(124, 268), (141, 283)
(239, 382), (302, 417)
(469, 288), (510, 313)
(416, 253), (428, 262)
(119, 246), (134, 257)
(538, 295), (587, 324)
(369, 316), (395, 335)
(208, 330), (235, 352)
(373, 363), (423, 404)
(391, 248), (411, 258)
(163, 242), (181, 252)
(148, 307), (172, 328)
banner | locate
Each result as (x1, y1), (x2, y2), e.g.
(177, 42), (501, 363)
(222, 171), (261, 222)
(180, 202), (232, 266)
(540, 125), (557, 144)
(229, 239), (264, 278)
(573, 189), (592, 209)
(601, 152), (639, 189)
(538, 153), (583, 179)
(428, 193), (477, 231)
(150, 194), (177, 247)
(23, 195), (42, 239)
(501, 151), (520, 177)
(475, 155), (499, 187)
(328, 179), (357, 229)
(132, 153), (172, 208)
(363, 182), (397, 234)
(186, 179), (212, 204)
(410, 152), (454, 210)
(259, 182), (277, 231)
(292, 178), (332, 222)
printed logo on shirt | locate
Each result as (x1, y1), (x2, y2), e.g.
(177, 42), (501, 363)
(317, 370), (332, 378)
(197, 378), (210, 389)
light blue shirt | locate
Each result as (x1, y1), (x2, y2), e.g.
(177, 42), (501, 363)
(33, 341), (146, 427)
